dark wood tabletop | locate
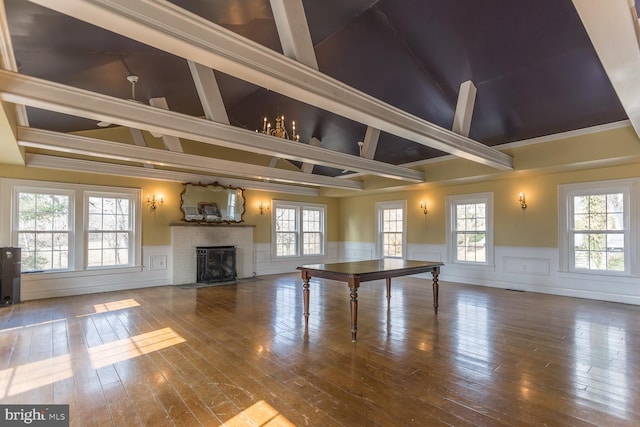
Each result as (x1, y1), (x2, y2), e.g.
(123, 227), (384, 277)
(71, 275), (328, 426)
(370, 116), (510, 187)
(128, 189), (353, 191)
(298, 258), (443, 279)
(297, 259), (444, 341)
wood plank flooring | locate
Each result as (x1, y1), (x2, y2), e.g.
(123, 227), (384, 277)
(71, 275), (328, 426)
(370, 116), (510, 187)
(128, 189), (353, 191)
(1, 273), (639, 426)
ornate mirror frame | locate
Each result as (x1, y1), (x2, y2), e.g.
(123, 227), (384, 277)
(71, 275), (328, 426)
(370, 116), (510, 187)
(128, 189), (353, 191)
(180, 182), (245, 224)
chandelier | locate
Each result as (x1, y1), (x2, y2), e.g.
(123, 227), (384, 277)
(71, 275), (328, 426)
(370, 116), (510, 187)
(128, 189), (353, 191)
(258, 115), (300, 141)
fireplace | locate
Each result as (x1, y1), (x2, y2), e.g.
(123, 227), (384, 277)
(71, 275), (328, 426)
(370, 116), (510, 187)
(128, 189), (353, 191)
(171, 225), (253, 285)
(196, 246), (237, 284)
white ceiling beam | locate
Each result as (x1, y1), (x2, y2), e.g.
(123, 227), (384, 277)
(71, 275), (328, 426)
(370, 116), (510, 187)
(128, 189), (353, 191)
(452, 80), (477, 137)
(25, 153), (320, 195)
(26, 0), (512, 170)
(269, 0), (319, 70)
(572, 0), (640, 137)
(269, 0), (318, 172)
(360, 127), (380, 159)
(16, 127), (363, 190)
(0, 70), (423, 183)
(129, 128), (154, 169)
(148, 97), (184, 152)
(300, 137), (322, 173)
(0, 0), (28, 129)
(0, 0), (27, 166)
(187, 60), (230, 124)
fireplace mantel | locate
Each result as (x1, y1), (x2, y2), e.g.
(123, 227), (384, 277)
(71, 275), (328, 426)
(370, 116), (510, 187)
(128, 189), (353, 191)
(169, 222), (255, 228)
(171, 225), (253, 285)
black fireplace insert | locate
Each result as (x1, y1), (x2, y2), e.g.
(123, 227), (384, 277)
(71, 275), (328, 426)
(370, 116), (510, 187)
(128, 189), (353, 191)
(196, 246), (237, 284)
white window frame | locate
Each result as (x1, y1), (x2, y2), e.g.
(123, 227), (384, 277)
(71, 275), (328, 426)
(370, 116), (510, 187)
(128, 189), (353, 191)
(271, 200), (326, 259)
(85, 191), (136, 269)
(558, 179), (639, 276)
(446, 192), (494, 266)
(375, 200), (407, 259)
(13, 186), (76, 272)
(2, 179), (141, 274)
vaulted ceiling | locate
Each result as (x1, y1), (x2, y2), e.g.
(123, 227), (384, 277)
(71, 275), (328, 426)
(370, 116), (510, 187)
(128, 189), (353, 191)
(1, 0), (638, 195)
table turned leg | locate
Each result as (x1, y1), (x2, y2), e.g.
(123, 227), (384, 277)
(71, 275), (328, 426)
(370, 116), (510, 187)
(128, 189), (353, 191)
(432, 267), (440, 314)
(348, 278), (360, 342)
(386, 277), (391, 304)
(302, 271), (311, 326)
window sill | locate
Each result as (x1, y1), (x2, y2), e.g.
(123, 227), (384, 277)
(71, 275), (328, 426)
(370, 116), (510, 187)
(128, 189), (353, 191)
(271, 254), (327, 262)
(22, 265), (144, 280)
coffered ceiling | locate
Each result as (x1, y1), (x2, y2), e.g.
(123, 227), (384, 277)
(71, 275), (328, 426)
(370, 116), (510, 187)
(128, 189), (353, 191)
(0, 0), (638, 195)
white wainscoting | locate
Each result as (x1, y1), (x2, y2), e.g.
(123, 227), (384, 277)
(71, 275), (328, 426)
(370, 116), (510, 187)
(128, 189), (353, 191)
(340, 242), (640, 305)
(339, 242), (377, 261)
(254, 242), (340, 275)
(20, 245), (172, 301)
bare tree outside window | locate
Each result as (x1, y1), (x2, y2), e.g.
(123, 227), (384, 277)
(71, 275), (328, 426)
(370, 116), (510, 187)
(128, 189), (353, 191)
(302, 209), (322, 255)
(381, 207), (404, 258)
(273, 202), (326, 258)
(455, 202), (486, 263)
(572, 193), (624, 271)
(87, 196), (132, 267)
(17, 192), (70, 272)
(275, 207), (297, 256)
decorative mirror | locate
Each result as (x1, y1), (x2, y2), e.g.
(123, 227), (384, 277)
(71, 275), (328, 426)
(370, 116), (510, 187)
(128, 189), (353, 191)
(180, 182), (245, 223)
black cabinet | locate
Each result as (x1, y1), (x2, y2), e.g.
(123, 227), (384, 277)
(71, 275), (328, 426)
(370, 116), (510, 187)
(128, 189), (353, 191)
(0, 247), (21, 305)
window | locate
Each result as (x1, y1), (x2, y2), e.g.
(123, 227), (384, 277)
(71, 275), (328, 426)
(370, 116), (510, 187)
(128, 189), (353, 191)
(17, 190), (73, 272)
(7, 179), (141, 273)
(275, 205), (297, 256)
(376, 201), (406, 258)
(302, 208), (323, 255)
(446, 193), (494, 265)
(273, 201), (326, 258)
(87, 194), (134, 267)
(559, 179), (638, 275)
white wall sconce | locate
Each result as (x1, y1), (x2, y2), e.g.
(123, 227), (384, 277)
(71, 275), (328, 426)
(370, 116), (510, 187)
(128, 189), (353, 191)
(420, 201), (428, 215)
(519, 193), (527, 209)
(258, 202), (270, 215)
(147, 194), (164, 210)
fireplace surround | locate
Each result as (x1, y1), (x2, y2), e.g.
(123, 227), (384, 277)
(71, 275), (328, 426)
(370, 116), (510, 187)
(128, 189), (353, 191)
(171, 224), (254, 285)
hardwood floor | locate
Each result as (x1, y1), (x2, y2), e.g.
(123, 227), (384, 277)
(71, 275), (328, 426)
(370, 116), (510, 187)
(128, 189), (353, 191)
(1, 273), (639, 426)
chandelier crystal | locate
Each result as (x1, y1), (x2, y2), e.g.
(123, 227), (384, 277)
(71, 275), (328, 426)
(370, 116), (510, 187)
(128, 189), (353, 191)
(258, 115), (300, 141)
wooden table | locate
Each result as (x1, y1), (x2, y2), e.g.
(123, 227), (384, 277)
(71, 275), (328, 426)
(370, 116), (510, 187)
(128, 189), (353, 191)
(297, 259), (444, 341)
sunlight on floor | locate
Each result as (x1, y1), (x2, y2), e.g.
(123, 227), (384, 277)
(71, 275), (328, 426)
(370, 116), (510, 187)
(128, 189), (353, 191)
(0, 353), (73, 398)
(221, 400), (295, 427)
(93, 298), (141, 313)
(0, 327), (185, 398)
(0, 318), (66, 334)
(88, 327), (185, 369)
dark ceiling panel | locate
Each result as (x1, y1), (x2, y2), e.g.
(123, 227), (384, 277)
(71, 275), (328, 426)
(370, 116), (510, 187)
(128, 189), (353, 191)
(302, 0), (379, 45)
(168, 0), (282, 53)
(3, 0), (629, 177)
(471, 45), (626, 144)
(315, 7), (454, 128)
(376, 0), (627, 144)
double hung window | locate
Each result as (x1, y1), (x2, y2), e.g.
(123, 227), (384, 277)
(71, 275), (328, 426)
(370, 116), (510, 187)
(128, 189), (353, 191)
(17, 190), (72, 272)
(376, 201), (406, 258)
(7, 179), (141, 273)
(87, 194), (134, 267)
(273, 201), (326, 258)
(559, 180), (637, 274)
(446, 193), (494, 265)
